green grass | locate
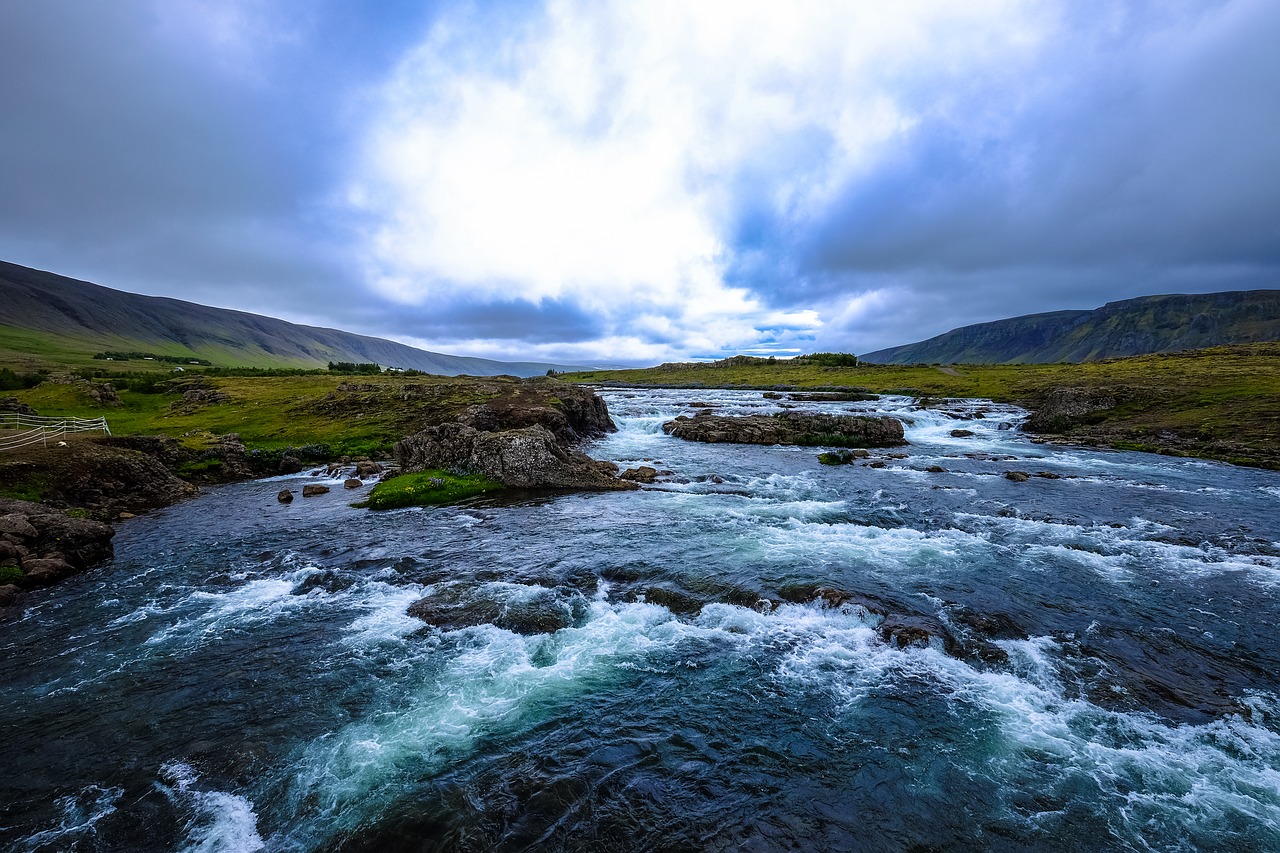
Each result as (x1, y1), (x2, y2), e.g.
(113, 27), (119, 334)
(0, 565), (24, 585)
(4, 373), (507, 456)
(360, 470), (504, 509)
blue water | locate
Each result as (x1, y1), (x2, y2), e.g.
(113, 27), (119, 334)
(2, 388), (1279, 851)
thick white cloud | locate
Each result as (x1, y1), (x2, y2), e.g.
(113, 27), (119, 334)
(350, 0), (1043, 359)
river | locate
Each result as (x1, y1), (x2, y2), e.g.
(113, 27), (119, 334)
(3, 388), (1279, 851)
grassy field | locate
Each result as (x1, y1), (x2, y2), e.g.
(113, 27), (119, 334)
(4, 373), (514, 458)
(561, 345), (1280, 469)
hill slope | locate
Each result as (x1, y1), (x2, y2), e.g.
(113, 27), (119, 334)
(861, 291), (1280, 364)
(0, 260), (586, 376)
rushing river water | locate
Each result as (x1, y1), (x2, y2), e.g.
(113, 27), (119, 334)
(3, 388), (1280, 852)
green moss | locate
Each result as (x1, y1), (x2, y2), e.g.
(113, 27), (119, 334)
(176, 459), (224, 477)
(0, 476), (45, 503)
(363, 470), (505, 509)
(817, 450), (858, 466)
(0, 565), (24, 585)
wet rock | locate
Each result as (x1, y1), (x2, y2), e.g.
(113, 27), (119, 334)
(778, 585), (887, 615)
(1035, 471), (1062, 479)
(343, 478), (363, 490)
(277, 489), (294, 503)
(630, 586), (705, 616)
(950, 429), (975, 438)
(301, 484), (330, 497)
(20, 557), (75, 586)
(355, 461), (383, 478)
(620, 465), (658, 483)
(926, 465), (946, 473)
(292, 570), (356, 595)
(997, 422), (1015, 430)
(0, 583), (20, 606)
(878, 613), (960, 655)
(407, 588), (581, 635)
(866, 461), (887, 469)
(1004, 471), (1030, 482)
(762, 392), (784, 399)
(278, 455), (303, 475)
(662, 412), (906, 447)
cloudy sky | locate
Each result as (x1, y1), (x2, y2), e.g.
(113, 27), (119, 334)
(1, 0), (1277, 364)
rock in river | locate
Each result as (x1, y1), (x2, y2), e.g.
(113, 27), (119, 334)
(661, 412), (906, 447)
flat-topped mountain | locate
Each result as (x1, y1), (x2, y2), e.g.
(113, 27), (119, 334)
(0, 260), (585, 376)
(861, 290), (1280, 364)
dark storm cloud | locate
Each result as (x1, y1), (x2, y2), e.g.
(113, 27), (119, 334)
(0, 0), (437, 322)
(729, 0), (1280, 353)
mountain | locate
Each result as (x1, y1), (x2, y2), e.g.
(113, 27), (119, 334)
(0, 260), (589, 377)
(860, 290), (1280, 364)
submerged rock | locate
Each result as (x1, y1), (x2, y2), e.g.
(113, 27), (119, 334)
(662, 412), (906, 447)
(1004, 471), (1030, 482)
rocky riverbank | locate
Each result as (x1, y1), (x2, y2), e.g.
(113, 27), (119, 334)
(0, 497), (114, 607)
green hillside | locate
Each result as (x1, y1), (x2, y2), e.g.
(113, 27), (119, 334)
(861, 291), (1280, 364)
(0, 260), (585, 376)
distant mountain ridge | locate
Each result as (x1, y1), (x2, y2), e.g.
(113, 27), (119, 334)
(860, 290), (1280, 364)
(0, 260), (589, 376)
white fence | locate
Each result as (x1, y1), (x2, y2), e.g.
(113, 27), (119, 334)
(0, 413), (111, 452)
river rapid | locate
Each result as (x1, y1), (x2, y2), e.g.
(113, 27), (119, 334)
(3, 388), (1280, 852)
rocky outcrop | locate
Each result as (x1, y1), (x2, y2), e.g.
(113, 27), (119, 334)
(1021, 386), (1137, 434)
(45, 372), (120, 407)
(0, 497), (114, 604)
(396, 423), (633, 491)
(620, 466), (658, 483)
(0, 397), (38, 415)
(457, 379), (617, 444)
(662, 412), (906, 447)
(0, 439), (197, 516)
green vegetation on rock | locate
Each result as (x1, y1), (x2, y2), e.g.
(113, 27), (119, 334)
(0, 565), (24, 585)
(361, 470), (504, 509)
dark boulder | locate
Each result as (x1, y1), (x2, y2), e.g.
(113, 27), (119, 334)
(620, 466), (658, 483)
(343, 478), (363, 489)
(355, 461), (383, 478)
(1035, 471), (1062, 479)
(0, 584), (20, 606)
(662, 412), (906, 447)
(277, 489), (294, 503)
(926, 465), (946, 473)
(407, 586), (583, 635)
(950, 429), (975, 438)
(278, 455), (303, 475)
(301, 484), (330, 497)
(1004, 471), (1030, 482)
